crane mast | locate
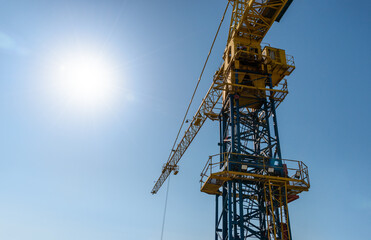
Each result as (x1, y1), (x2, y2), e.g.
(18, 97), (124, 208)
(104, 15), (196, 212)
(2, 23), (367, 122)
(152, 1), (310, 239)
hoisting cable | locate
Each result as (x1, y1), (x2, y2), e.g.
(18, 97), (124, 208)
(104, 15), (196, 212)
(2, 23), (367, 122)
(160, 3), (230, 239)
(166, 2), (230, 162)
(160, 175), (170, 240)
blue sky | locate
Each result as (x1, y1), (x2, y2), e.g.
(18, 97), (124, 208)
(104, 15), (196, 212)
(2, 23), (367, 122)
(0, 0), (370, 239)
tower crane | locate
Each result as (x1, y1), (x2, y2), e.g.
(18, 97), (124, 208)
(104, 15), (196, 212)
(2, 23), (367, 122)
(152, 1), (310, 239)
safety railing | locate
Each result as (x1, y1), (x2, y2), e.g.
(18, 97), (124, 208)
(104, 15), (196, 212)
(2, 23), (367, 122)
(271, 78), (288, 107)
(200, 152), (310, 189)
(286, 54), (295, 67)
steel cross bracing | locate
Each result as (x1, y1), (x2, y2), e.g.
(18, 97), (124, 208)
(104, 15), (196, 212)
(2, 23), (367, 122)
(207, 80), (306, 239)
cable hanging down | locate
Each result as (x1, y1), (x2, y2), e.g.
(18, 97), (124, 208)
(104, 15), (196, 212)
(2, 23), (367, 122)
(160, 175), (170, 240)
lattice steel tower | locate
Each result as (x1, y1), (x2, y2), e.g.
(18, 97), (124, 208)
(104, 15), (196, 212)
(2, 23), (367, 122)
(152, 1), (310, 240)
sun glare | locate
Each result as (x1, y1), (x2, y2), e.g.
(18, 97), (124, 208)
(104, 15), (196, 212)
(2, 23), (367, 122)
(47, 50), (119, 117)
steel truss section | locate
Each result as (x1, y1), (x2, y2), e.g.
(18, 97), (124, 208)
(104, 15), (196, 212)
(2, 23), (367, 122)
(228, 0), (291, 43)
(214, 78), (293, 240)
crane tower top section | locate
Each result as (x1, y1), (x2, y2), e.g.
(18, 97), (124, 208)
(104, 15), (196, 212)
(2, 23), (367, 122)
(151, 0), (295, 195)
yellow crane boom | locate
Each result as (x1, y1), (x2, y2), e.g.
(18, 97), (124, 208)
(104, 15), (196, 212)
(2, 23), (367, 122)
(151, 70), (224, 194)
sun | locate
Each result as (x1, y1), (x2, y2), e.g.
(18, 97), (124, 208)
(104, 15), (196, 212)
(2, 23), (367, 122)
(47, 50), (119, 116)
(57, 54), (113, 107)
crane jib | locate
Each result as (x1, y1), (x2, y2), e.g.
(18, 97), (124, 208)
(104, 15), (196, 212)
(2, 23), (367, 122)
(151, 73), (224, 194)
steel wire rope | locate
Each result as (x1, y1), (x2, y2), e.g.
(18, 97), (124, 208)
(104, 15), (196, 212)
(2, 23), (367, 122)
(159, 3), (230, 239)
(160, 175), (170, 240)
(166, 2), (230, 163)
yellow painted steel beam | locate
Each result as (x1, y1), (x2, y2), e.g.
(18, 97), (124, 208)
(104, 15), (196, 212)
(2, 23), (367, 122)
(214, 82), (288, 93)
(228, 0), (290, 44)
(203, 170), (310, 187)
(201, 171), (310, 195)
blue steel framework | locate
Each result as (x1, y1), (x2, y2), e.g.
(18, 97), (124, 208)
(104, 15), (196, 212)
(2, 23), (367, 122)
(215, 73), (291, 240)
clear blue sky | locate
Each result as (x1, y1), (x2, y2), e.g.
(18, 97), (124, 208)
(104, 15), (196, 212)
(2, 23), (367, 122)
(0, 0), (370, 239)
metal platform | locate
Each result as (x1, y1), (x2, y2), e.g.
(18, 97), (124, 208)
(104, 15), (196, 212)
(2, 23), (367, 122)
(200, 153), (310, 196)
